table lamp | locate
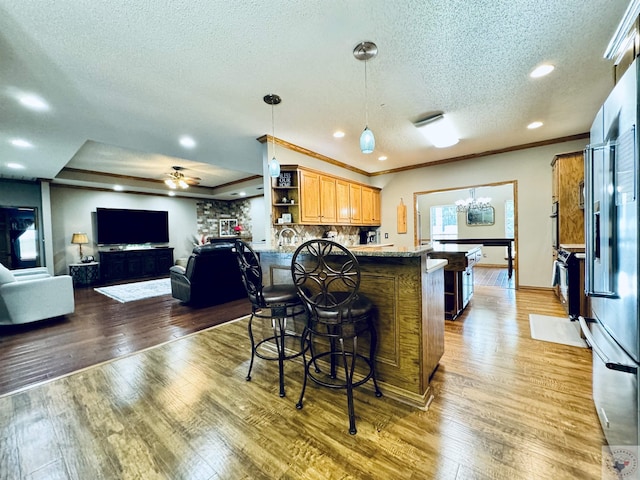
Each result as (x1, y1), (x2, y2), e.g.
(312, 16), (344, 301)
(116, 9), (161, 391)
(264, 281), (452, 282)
(71, 233), (88, 261)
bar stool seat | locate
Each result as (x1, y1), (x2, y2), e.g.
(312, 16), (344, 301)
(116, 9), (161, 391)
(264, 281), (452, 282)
(291, 239), (382, 434)
(234, 240), (307, 397)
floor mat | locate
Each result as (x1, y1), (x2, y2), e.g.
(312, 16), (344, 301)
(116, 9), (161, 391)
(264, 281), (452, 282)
(529, 314), (587, 348)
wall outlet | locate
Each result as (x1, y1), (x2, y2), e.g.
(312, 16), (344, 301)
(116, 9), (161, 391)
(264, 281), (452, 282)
(384, 232), (389, 239)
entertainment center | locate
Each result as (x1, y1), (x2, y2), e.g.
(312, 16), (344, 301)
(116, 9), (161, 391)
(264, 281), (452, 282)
(100, 248), (174, 282)
(95, 207), (174, 282)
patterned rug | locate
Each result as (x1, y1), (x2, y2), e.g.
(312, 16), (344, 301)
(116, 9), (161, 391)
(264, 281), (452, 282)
(94, 278), (171, 303)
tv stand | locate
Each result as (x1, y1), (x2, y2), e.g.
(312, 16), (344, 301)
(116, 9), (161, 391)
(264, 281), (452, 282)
(100, 247), (174, 283)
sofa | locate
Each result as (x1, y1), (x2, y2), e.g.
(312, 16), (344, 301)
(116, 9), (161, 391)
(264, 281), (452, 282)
(0, 264), (75, 325)
(169, 240), (247, 306)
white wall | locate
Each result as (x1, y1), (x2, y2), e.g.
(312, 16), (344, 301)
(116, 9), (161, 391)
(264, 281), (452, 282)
(377, 139), (587, 288)
(50, 187), (198, 275)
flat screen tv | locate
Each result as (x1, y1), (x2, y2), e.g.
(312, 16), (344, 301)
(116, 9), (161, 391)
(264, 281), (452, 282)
(96, 208), (169, 245)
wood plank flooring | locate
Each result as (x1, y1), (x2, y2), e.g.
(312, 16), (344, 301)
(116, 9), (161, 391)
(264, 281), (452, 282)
(474, 266), (515, 289)
(0, 282), (252, 396)
(0, 284), (614, 479)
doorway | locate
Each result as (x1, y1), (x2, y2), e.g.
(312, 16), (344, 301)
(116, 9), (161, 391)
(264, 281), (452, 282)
(413, 181), (518, 289)
(0, 207), (41, 269)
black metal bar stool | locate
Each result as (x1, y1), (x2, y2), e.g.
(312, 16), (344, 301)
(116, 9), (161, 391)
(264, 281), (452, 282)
(291, 239), (382, 434)
(234, 240), (307, 397)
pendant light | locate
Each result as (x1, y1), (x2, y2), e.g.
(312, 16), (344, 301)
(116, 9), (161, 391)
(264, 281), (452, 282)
(353, 41), (378, 154)
(263, 94), (282, 178)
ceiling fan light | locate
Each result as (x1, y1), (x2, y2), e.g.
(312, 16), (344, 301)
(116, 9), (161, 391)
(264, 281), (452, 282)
(269, 157), (281, 178)
(360, 127), (375, 154)
(165, 178), (177, 189)
(178, 179), (189, 189)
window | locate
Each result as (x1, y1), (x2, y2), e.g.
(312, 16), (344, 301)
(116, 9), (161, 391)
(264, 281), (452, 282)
(505, 200), (514, 238)
(430, 205), (458, 239)
(18, 224), (38, 260)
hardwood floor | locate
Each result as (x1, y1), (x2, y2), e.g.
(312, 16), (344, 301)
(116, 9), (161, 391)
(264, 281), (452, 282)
(0, 283), (252, 397)
(0, 284), (614, 479)
(474, 266), (515, 289)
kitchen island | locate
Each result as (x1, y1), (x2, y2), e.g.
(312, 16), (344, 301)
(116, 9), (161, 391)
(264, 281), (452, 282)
(255, 243), (446, 409)
(428, 244), (482, 320)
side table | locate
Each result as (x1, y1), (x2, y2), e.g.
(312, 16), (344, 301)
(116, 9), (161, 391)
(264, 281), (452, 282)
(69, 262), (100, 286)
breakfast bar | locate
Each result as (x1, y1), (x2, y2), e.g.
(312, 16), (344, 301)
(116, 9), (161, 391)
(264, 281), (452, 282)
(255, 244), (447, 409)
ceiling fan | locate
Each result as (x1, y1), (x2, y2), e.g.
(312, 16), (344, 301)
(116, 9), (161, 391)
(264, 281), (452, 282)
(164, 166), (201, 189)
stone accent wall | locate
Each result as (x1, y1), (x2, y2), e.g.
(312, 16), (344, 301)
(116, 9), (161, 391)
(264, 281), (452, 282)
(196, 199), (251, 241)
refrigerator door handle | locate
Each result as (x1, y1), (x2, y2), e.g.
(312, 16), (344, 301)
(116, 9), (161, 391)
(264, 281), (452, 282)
(578, 316), (638, 375)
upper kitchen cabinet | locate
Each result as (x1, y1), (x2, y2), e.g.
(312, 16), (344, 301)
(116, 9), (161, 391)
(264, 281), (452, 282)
(272, 165), (380, 226)
(336, 179), (351, 223)
(298, 169), (337, 224)
(361, 186), (381, 224)
(551, 151), (585, 246)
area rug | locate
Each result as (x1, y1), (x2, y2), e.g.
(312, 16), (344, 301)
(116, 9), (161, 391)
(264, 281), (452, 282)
(529, 314), (587, 348)
(94, 278), (171, 303)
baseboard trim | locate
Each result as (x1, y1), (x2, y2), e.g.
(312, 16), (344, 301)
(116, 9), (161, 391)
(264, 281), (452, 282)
(518, 285), (554, 292)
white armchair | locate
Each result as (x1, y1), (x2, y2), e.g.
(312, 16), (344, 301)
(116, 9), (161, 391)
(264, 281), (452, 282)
(0, 264), (75, 325)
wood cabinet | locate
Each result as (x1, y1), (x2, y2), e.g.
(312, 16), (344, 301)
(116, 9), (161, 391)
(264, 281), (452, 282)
(100, 247), (174, 282)
(361, 186), (380, 224)
(551, 151), (584, 246)
(298, 170), (338, 224)
(299, 169), (320, 223)
(273, 165), (381, 226)
(319, 175), (337, 223)
(336, 179), (351, 223)
(349, 183), (362, 224)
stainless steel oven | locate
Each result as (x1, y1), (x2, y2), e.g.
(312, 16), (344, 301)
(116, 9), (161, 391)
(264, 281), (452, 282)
(556, 248), (587, 319)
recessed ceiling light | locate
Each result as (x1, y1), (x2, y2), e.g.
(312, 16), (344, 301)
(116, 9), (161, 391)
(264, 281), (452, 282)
(179, 136), (196, 148)
(239, 191), (246, 196)
(17, 93), (50, 111)
(10, 138), (33, 148)
(527, 121), (543, 129)
(7, 162), (25, 169)
(333, 131), (345, 138)
(168, 191), (176, 197)
(530, 64), (555, 78)
(113, 185), (124, 191)
(378, 155), (387, 161)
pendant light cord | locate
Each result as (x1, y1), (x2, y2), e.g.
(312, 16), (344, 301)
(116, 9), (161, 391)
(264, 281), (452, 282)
(364, 58), (369, 127)
(271, 102), (276, 156)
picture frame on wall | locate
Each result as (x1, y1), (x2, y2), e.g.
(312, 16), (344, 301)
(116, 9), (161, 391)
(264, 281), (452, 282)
(466, 207), (495, 226)
(219, 218), (238, 236)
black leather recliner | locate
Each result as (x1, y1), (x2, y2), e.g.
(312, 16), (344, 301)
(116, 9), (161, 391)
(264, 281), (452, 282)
(169, 240), (247, 306)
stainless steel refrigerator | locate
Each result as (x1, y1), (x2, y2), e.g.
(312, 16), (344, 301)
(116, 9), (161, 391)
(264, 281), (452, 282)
(582, 58), (639, 452)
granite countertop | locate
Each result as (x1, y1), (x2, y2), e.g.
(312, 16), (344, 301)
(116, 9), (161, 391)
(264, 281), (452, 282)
(253, 243), (434, 258)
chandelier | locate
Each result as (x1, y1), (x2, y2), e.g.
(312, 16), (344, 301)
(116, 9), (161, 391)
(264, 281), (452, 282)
(455, 188), (491, 212)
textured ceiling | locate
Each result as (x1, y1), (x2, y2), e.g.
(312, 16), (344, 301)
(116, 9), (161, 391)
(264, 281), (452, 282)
(0, 0), (631, 196)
